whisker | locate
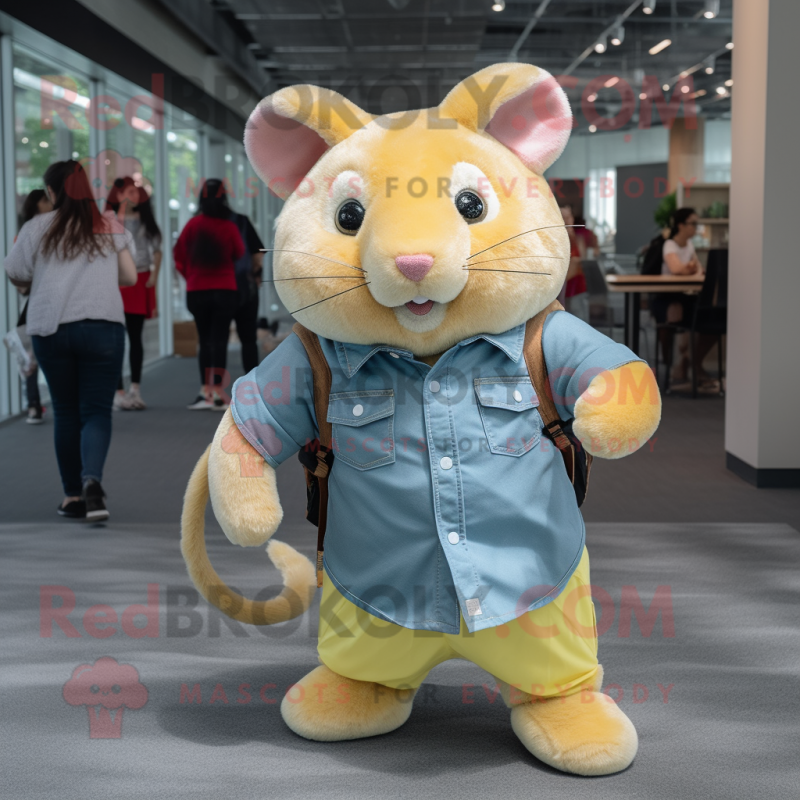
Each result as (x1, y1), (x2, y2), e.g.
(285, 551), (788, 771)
(468, 224), (584, 261)
(264, 276), (363, 282)
(289, 282), (371, 315)
(262, 249), (365, 273)
(467, 254), (564, 266)
(463, 268), (551, 275)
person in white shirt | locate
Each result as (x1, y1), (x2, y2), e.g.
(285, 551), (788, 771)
(652, 208), (715, 386)
(4, 160), (137, 521)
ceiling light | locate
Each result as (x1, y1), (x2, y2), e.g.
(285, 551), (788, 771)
(649, 39), (672, 55)
(725, 79), (733, 87)
(589, 125), (597, 133)
(605, 76), (620, 88)
(704, 56), (715, 75)
(716, 86), (727, 95)
(642, 0), (656, 14)
(594, 37), (607, 54)
(611, 25), (625, 46)
(726, 42), (734, 50)
(693, 90), (707, 98)
(587, 93), (598, 102)
(681, 85), (690, 94)
(491, 0), (505, 11)
(662, 83), (670, 91)
(639, 92), (647, 100)
(703, 0), (719, 19)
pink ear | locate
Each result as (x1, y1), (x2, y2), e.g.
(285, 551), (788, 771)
(244, 99), (329, 199)
(484, 73), (572, 174)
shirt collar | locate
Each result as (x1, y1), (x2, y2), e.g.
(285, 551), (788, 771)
(334, 323), (525, 378)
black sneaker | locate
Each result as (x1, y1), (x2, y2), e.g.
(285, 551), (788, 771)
(83, 479), (109, 522)
(57, 500), (86, 519)
(186, 394), (214, 410)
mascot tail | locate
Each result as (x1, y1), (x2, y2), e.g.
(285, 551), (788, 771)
(180, 446), (316, 625)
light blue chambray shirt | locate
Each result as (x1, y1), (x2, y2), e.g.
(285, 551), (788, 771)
(230, 311), (641, 633)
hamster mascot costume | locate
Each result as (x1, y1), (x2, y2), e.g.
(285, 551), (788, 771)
(181, 64), (661, 776)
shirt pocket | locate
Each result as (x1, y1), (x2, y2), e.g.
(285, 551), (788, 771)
(474, 377), (542, 457)
(327, 390), (395, 470)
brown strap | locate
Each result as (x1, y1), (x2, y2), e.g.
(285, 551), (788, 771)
(292, 323), (333, 587)
(523, 300), (572, 452)
(292, 322), (332, 447)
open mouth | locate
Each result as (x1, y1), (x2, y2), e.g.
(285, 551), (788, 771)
(405, 296), (435, 316)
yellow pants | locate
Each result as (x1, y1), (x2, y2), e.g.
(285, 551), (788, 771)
(318, 547), (599, 699)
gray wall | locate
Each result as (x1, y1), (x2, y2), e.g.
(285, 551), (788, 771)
(615, 162), (667, 254)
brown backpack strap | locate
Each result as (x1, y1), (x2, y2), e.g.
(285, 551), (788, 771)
(292, 322), (333, 587)
(523, 301), (573, 454)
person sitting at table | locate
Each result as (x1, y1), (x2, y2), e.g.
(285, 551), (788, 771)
(651, 208), (716, 387)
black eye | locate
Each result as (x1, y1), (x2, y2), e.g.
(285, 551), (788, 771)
(90, 685), (100, 694)
(455, 190), (486, 222)
(335, 200), (365, 235)
(112, 685), (122, 694)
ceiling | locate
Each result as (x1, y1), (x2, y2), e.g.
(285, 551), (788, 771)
(210, 0), (734, 133)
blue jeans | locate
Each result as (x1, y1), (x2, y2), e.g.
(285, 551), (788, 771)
(32, 320), (125, 496)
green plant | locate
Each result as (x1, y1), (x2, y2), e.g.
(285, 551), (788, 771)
(654, 191), (676, 229)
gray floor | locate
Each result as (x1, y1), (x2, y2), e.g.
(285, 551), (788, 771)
(1, 354), (799, 799)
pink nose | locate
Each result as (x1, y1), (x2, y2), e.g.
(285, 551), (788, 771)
(395, 254), (434, 282)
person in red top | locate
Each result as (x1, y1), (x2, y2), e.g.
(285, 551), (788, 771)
(559, 202), (587, 300)
(174, 179), (244, 409)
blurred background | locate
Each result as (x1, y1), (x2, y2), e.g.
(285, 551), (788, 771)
(0, 0), (734, 417)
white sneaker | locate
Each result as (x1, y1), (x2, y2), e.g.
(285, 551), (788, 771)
(187, 394), (214, 410)
(128, 387), (146, 410)
(113, 391), (135, 411)
(26, 406), (44, 424)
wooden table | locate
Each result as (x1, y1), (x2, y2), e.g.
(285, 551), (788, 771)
(604, 273), (705, 355)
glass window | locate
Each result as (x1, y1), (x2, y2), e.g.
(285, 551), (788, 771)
(12, 43), (91, 224)
(104, 88), (159, 195)
(586, 168), (617, 248)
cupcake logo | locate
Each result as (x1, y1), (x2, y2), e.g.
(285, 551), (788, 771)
(63, 657), (148, 738)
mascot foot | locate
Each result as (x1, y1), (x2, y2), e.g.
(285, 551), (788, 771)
(508, 668), (638, 776)
(281, 665), (416, 741)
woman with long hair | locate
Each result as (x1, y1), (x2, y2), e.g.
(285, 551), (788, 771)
(652, 207), (715, 385)
(15, 189), (53, 423)
(173, 178), (244, 410)
(4, 160), (137, 521)
(106, 177), (162, 410)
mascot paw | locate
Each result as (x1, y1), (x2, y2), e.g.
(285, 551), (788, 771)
(509, 668), (638, 776)
(208, 408), (283, 546)
(281, 665), (416, 741)
(573, 361), (661, 460)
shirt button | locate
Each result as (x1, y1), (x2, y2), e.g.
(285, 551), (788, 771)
(513, 390), (522, 403)
(440, 456), (453, 470)
(352, 404), (364, 417)
(389, 352), (400, 358)
(447, 532), (460, 545)
(429, 380), (440, 393)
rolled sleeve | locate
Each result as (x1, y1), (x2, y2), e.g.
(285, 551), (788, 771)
(4, 224), (35, 283)
(114, 228), (136, 260)
(229, 333), (318, 469)
(543, 311), (643, 420)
